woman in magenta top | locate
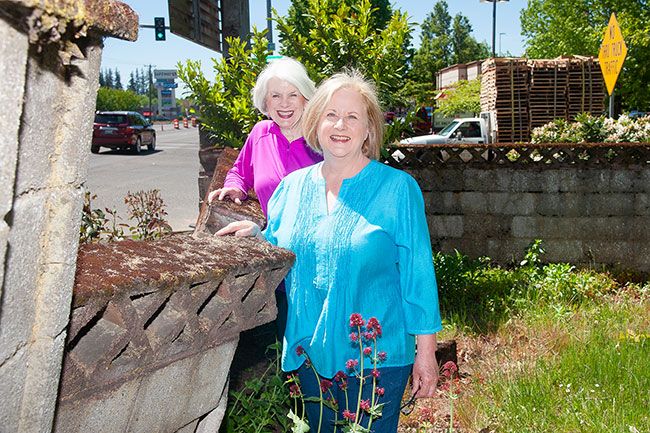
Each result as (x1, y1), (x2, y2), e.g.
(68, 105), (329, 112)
(208, 57), (323, 215)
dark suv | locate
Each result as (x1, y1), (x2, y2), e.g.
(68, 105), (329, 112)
(92, 111), (156, 154)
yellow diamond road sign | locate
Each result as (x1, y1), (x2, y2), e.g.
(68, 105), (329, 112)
(598, 13), (627, 95)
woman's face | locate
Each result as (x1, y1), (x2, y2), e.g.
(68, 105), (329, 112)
(317, 88), (369, 161)
(265, 77), (307, 131)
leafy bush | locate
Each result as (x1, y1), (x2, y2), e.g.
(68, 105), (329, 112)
(80, 190), (172, 243)
(434, 240), (616, 333)
(275, 0), (411, 108)
(531, 113), (650, 143)
(219, 342), (292, 433)
(96, 87), (148, 111)
(436, 79), (481, 117)
(177, 30), (269, 148)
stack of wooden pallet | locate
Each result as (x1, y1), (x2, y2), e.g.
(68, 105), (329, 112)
(528, 58), (570, 129)
(480, 57), (529, 143)
(480, 56), (606, 143)
(566, 56), (606, 120)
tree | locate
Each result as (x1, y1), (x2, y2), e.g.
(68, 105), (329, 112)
(105, 69), (114, 88)
(177, 29), (269, 148)
(127, 72), (137, 93)
(436, 78), (481, 117)
(451, 15), (490, 65)
(410, 1), (488, 87)
(96, 87), (146, 111)
(275, 0), (412, 107)
(114, 69), (123, 90)
(521, 0), (650, 110)
(98, 69), (106, 87)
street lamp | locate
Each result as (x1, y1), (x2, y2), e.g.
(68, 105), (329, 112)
(499, 32), (506, 56)
(480, 0), (509, 58)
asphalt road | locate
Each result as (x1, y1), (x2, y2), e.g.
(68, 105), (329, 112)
(86, 124), (201, 232)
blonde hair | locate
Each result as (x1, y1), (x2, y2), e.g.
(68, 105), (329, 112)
(302, 70), (384, 160)
(252, 57), (316, 115)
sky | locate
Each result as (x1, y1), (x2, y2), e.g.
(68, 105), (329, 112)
(101, 0), (527, 93)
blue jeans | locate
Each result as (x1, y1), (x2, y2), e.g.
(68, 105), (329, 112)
(296, 363), (412, 433)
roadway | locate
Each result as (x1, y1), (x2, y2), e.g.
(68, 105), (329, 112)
(85, 124), (201, 232)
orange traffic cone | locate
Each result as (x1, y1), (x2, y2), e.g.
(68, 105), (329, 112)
(173, 118), (179, 129)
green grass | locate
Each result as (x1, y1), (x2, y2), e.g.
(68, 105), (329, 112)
(433, 241), (649, 433)
(462, 301), (650, 433)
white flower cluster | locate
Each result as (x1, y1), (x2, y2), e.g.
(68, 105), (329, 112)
(531, 114), (650, 144)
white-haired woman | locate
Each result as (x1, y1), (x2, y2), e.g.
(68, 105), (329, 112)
(217, 71), (442, 432)
(209, 56), (322, 216)
(209, 57), (322, 339)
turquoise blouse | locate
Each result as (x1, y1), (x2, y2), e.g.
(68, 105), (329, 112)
(264, 160), (442, 378)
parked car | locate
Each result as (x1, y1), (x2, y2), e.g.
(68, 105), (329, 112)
(92, 111), (156, 154)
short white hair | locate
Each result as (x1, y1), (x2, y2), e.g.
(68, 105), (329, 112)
(252, 57), (316, 115)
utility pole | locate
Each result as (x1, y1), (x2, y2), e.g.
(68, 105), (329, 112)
(266, 0), (274, 52)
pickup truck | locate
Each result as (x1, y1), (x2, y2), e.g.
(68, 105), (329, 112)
(400, 112), (494, 145)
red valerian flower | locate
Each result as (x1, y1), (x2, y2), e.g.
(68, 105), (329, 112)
(442, 361), (458, 373)
(349, 313), (365, 327)
(377, 351), (387, 362)
(320, 379), (333, 393)
(289, 384), (302, 397)
(343, 409), (356, 421)
(371, 368), (380, 378)
(363, 331), (375, 341)
(334, 371), (347, 382)
(296, 345), (305, 356)
(349, 332), (359, 342)
(363, 347), (372, 356)
(345, 359), (359, 371)
(375, 387), (385, 396)
(360, 399), (371, 412)
(366, 317), (382, 336)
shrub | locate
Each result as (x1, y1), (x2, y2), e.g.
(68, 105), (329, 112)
(531, 113), (650, 143)
(80, 190), (172, 243)
(177, 29), (269, 149)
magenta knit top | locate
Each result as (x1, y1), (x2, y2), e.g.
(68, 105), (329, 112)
(223, 120), (323, 216)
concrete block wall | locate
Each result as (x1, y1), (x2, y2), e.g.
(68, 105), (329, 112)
(409, 163), (650, 271)
(54, 235), (294, 433)
(0, 1), (138, 431)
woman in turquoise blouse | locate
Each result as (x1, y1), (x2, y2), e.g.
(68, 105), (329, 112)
(218, 71), (442, 432)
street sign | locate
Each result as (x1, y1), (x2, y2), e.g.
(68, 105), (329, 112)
(598, 13), (627, 95)
(154, 69), (178, 80)
(168, 0), (249, 54)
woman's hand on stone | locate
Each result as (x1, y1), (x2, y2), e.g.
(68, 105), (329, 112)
(208, 187), (245, 205)
(215, 220), (262, 238)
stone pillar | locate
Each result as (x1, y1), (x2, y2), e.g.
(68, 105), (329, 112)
(0, 1), (138, 431)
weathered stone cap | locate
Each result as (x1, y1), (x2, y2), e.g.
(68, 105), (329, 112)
(1, 0), (139, 41)
(73, 234), (295, 307)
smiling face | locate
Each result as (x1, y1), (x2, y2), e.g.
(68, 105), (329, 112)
(317, 87), (369, 161)
(265, 77), (307, 133)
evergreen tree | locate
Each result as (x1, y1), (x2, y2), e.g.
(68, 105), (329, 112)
(114, 69), (123, 90)
(127, 71), (137, 93)
(137, 68), (148, 95)
(451, 15), (490, 65)
(105, 69), (115, 89)
(98, 69), (106, 87)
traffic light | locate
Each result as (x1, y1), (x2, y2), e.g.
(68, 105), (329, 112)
(154, 17), (166, 41)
